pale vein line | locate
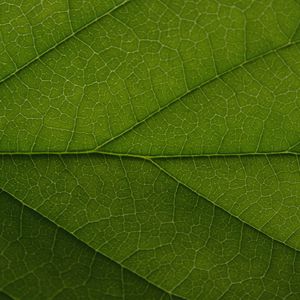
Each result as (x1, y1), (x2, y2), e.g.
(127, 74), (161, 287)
(1, 155), (299, 254)
(0, 150), (298, 158)
(0, 290), (14, 300)
(1, 13), (299, 156)
(149, 159), (300, 253)
(0, 0), (132, 84)
(0, 189), (183, 300)
(96, 41), (300, 151)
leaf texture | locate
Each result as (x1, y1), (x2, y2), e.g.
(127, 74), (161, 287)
(0, 0), (129, 81)
(1, 0), (300, 152)
(0, 155), (300, 299)
(0, 0), (300, 299)
(0, 190), (178, 300)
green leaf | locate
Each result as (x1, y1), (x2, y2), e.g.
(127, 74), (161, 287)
(0, 0), (300, 299)
(0, 190), (177, 300)
(0, 0), (129, 80)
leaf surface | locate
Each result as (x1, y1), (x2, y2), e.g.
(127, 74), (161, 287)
(0, 155), (300, 299)
(0, 0), (300, 299)
(1, 0), (300, 152)
(0, 190), (176, 300)
(0, 0), (129, 80)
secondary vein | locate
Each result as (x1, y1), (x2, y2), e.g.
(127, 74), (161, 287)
(149, 159), (300, 253)
(0, 188), (184, 300)
(0, 0), (132, 84)
(96, 41), (300, 152)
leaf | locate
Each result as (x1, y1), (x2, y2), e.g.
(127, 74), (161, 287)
(0, 190), (177, 300)
(0, 0), (130, 80)
(0, 0), (300, 299)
